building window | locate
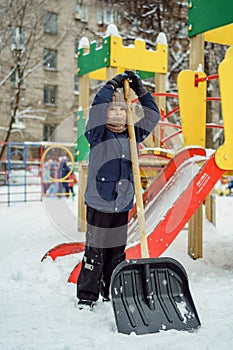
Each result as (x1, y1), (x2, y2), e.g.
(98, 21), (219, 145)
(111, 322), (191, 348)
(74, 74), (79, 93)
(11, 68), (24, 87)
(11, 27), (25, 52)
(43, 124), (57, 141)
(43, 48), (57, 69)
(44, 12), (57, 34)
(98, 9), (118, 26)
(44, 85), (57, 105)
(74, 3), (88, 22)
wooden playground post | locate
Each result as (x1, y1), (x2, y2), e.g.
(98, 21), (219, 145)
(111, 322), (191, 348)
(205, 189), (215, 224)
(153, 72), (166, 148)
(188, 33), (204, 259)
(153, 33), (167, 148)
(106, 66), (117, 81)
(78, 162), (88, 231)
(78, 38), (90, 232)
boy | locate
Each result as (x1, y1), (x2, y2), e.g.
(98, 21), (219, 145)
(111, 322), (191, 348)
(77, 70), (160, 309)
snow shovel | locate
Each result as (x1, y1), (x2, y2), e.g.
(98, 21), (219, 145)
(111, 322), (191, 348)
(110, 79), (201, 335)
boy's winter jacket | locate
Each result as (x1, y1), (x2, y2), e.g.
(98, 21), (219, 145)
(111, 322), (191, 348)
(84, 84), (160, 213)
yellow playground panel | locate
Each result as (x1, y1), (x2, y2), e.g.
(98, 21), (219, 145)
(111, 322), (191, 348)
(204, 23), (233, 46)
(89, 35), (168, 81)
(109, 36), (167, 73)
(178, 8), (233, 259)
(177, 70), (206, 147)
(179, 12), (233, 165)
(215, 46), (233, 170)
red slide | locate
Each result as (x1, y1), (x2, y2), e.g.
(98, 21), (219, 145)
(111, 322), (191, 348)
(126, 150), (225, 259)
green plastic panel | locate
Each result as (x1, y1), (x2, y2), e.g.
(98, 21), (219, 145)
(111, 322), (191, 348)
(188, 0), (233, 37)
(76, 108), (89, 161)
(77, 36), (110, 76)
(136, 70), (155, 80)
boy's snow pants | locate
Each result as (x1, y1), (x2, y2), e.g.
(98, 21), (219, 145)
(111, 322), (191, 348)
(77, 206), (128, 302)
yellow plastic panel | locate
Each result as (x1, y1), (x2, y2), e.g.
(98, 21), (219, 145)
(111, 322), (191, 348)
(110, 36), (168, 74)
(204, 23), (233, 46)
(178, 70), (206, 147)
(89, 67), (106, 80)
(89, 67), (125, 81)
(215, 46), (233, 170)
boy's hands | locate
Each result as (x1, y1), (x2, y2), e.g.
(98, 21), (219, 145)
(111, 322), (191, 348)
(106, 71), (147, 97)
(124, 70), (147, 97)
(106, 73), (128, 90)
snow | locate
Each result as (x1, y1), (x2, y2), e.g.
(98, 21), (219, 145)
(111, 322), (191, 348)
(156, 32), (167, 45)
(1, 192), (233, 349)
(78, 37), (89, 49)
(106, 24), (119, 37)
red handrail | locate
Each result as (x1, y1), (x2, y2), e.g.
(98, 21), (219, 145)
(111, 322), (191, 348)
(195, 73), (219, 87)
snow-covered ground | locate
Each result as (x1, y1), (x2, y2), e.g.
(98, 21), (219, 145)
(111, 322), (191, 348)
(1, 191), (233, 350)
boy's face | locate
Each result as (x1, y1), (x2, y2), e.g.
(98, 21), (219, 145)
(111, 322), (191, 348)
(107, 105), (127, 125)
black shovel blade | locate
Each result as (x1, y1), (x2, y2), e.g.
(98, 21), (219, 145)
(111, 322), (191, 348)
(111, 257), (201, 335)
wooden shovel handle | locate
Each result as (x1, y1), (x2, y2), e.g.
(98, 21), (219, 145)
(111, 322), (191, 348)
(123, 79), (149, 258)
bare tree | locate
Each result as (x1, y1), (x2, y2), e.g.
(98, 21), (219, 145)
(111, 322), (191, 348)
(0, 0), (72, 159)
(0, 0), (43, 158)
(100, 1), (189, 89)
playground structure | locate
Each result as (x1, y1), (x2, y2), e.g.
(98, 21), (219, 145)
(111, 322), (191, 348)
(75, 14), (233, 248)
(0, 1), (229, 282)
(0, 142), (42, 205)
(0, 142), (77, 206)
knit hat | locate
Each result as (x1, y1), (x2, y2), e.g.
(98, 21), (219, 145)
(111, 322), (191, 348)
(109, 91), (126, 110)
(106, 91), (127, 133)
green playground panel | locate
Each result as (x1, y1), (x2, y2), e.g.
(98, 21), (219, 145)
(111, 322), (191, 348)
(77, 36), (110, 76)
(77, 36), (157, 79)
(188, 0), (233, 37)
(76, 109), (89, 161)
(137, 70), (155, 80)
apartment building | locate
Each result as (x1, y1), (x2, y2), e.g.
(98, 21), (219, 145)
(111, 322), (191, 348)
(0, 0), (120, 157)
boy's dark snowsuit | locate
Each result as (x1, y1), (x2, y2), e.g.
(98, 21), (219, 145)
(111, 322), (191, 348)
(77, 75), (160, 302)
